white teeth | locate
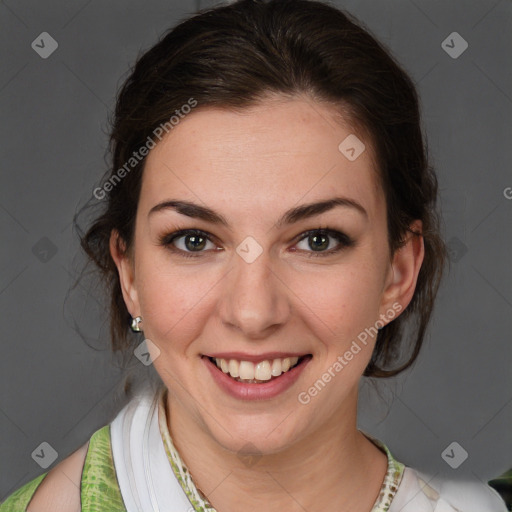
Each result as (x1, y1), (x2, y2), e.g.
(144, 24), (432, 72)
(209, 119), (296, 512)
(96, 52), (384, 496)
(239, 361), (255, 380)
(228, 359), (239, 378)
(213, 356), (303, 382)
(254, 361), (272, 381)
(271, 359), (282, 376)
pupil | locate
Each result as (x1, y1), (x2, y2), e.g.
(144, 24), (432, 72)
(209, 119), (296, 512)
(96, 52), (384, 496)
(186, 235), (206, 251)
(310, 234), (328, 251)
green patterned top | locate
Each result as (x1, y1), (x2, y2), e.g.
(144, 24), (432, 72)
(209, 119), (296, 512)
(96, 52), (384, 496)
(0, 425), (126, 512)
(0, 388), (405, 511)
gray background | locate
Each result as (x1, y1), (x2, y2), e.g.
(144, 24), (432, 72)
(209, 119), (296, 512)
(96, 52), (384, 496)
(1, 0), (511, 500)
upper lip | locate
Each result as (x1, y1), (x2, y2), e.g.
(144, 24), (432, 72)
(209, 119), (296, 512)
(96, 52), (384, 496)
(203, 352), (309, 363)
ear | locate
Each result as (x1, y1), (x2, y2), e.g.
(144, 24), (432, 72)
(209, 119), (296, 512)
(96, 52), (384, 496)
(109, 229), (140, 317)
(379, 220), (425, 321)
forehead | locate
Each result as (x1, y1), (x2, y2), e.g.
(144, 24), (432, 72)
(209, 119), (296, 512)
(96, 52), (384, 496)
(139, 97), (383, 223)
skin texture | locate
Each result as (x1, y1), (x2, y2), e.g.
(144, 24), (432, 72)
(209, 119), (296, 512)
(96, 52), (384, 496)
(111, 95), (424, 511)
(26, 441), (88, 511)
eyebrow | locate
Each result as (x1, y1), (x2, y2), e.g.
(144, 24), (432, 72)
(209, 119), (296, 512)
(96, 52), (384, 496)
(148, 197), (368, 227)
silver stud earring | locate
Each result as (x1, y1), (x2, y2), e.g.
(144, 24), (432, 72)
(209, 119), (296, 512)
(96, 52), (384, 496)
(130, 316), (143, 332)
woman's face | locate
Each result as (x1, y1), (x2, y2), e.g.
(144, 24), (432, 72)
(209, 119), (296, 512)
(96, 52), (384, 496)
(112, 96), (423, 455)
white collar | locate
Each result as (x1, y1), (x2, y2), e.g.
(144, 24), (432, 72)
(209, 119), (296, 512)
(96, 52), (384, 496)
(110, 387), (194, 512)
(110, 386), (506, 512)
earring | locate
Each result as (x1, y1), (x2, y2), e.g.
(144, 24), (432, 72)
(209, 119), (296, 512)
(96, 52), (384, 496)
(130, 316), (143, 332)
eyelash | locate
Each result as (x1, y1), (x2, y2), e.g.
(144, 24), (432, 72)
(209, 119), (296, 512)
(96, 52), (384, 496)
(158, 228), (355, 259)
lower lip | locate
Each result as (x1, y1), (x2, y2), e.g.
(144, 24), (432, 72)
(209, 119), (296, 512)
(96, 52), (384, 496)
(203, 356), (312, 401)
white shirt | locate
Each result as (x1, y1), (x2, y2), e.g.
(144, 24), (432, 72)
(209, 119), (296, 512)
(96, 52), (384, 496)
(110, 386), (507, 512)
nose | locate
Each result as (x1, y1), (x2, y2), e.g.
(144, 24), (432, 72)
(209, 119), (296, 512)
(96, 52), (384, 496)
(218, 247), (290, 339)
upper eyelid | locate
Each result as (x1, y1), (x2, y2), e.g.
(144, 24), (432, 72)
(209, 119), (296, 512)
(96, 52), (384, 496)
(163, 228), (350, 249)
(159, 229), (216, 247)
(296, 228), (344, 239)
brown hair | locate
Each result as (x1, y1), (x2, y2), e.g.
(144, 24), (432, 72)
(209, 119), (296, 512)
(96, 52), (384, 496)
(78, 0), (446, 381)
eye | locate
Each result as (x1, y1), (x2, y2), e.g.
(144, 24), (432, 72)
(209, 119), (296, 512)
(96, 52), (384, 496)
(159, 229), (218, 258)
(159, 227), (354, 259)
(294, 229), (354, 257)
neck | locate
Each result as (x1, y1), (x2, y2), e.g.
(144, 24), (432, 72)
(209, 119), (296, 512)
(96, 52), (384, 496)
(166, 389), (388, 512)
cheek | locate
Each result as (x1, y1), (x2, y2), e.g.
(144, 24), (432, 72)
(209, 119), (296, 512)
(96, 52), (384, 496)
(134, 236), (388, 357)
(135, 252), (220, 351)
(296, 259), (385, 341)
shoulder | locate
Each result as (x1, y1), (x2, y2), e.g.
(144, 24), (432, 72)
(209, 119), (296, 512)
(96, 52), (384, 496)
(28, 440), (89, 511)
(1, 417), (130, 512)
(0, 441), (88, 512)
(389, 466), (509, 512)
(26, 423), (126, 512)
(0, 473), (47, 512)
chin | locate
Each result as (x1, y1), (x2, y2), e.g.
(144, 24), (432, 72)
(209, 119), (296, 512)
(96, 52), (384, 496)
(205, 411), (308, 458)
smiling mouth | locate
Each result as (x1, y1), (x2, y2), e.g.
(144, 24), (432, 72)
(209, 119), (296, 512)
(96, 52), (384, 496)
(207, 355), (312, 384)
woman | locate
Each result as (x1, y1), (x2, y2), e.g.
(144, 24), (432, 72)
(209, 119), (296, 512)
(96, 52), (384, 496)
(1, 0), (507, 510)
